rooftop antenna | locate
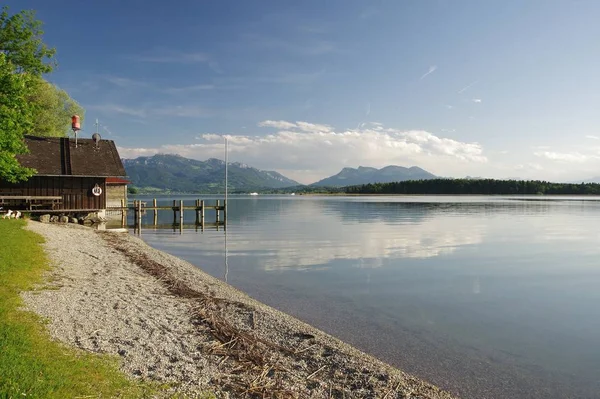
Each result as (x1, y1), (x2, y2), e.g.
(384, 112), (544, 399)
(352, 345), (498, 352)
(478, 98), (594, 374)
(71, 115), (81, 148)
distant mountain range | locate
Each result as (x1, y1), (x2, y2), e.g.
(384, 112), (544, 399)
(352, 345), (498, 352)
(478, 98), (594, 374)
(122, 154), (439, 193)
(123, 154), (299, 193)
(576, 177), (600, 184)
(311, 165), (437, 187)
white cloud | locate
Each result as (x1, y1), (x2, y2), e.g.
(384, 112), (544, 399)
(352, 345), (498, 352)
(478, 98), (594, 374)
(420, 65), (437, 80)
(585, 135), (600, 140)
(130, 50), (221, 73)
(118, 120), (487, 183)
(295, 121), (332, 133)
(155, 105), (212, 118)
(88, 104), (146, 118)
(534, 151), (588, 163)
(458, 80), (478, 94)
(89, 103), (211, 118)
(240, 33), (335, 56)
(258, 120), (298, 129)
(529, 163), (543, 170)
(163, 84), (215, 94)
(258, 120), (332, 133)
(514, 163), (543, 171)
(100, 75), (214, 94)
(117, 147), (161, 158)
(103, 76), (149, 88)
(472, 98), (482, 103)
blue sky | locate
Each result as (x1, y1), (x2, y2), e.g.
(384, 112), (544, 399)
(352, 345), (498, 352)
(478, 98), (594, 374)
(6, 0), (600, 183)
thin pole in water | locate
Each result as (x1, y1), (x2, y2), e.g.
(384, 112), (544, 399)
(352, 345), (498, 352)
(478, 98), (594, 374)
(224, 137), (228, 230)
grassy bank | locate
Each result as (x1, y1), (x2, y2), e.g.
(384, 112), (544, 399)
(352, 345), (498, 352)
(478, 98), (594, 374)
(0, 220), (155, 398)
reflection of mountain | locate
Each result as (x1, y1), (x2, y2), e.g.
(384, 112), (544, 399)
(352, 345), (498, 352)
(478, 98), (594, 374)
(257, 212), (485, 271)
(320, 200), (554, 225)
(149, 198), (565, 274)
(217, 199), (487, 271)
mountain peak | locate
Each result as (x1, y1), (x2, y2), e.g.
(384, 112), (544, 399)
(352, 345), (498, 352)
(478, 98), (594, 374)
(122, 155), (300, 193)
(312, 164), (436, 187)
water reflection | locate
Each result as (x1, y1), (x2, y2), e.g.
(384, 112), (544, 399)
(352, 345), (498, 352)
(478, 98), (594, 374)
(136, 196), (600, 399)
(224, 224), (229, 282)
(217, 200), (487, 271)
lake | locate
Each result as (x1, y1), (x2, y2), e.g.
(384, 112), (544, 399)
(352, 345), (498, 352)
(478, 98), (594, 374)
(128, 195), (600, 399)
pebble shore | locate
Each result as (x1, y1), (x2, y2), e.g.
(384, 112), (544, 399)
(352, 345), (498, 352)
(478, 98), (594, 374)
(22, 221), (457, 399)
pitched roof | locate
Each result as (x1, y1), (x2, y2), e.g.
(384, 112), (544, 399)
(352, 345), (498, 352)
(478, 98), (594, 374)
(17, 136), (126, 177)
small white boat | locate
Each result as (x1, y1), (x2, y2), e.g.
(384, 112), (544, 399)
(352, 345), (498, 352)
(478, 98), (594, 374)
(290, 193), (296, 196)
(249, 192), (259, 196)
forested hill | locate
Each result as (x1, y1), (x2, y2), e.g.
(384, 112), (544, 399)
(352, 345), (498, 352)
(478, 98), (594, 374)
(345, 179), (600, 195)
(123, 154), (300, 193)
(312, 165), (436, 187)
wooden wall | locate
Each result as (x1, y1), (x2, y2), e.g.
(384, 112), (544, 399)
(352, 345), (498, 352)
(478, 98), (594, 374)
(0, 176), (106, 210)
(106, 184), (127, 208)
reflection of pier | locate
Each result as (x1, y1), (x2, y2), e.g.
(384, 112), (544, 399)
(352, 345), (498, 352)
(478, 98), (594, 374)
(107, 199), (226, 233)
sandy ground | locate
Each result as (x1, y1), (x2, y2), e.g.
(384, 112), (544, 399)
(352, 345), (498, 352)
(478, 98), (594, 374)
(22, 221), (458, 399)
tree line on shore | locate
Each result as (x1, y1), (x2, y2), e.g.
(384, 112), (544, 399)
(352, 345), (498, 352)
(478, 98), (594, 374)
(344, 178), (600, 195)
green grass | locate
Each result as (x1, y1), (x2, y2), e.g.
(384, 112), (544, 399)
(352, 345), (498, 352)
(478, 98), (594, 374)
(0, 219), (157, 399)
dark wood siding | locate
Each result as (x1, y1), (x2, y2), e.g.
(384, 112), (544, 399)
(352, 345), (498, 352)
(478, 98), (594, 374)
(0, 176), (106, 210)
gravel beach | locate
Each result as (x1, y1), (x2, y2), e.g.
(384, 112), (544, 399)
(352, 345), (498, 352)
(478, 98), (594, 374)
(22, 221), (457, 399)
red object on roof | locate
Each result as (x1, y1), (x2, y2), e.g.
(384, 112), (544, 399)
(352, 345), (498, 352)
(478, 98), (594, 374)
(106, 177), (130, 184)
(71, 115), (81, 131)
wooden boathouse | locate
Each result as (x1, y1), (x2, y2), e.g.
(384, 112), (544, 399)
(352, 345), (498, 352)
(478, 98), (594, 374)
(0, 135), (128, 212)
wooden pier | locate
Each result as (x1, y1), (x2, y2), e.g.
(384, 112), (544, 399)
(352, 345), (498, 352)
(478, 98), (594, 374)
(107, 199), (226, 232)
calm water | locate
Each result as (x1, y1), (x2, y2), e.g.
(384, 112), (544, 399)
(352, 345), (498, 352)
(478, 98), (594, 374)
(129, 195), (600, 399)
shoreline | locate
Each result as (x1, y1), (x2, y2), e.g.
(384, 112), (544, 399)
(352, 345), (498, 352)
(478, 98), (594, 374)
(22, 221), (456, 398)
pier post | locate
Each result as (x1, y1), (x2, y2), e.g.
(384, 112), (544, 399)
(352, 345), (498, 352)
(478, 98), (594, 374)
(120, 198), (125, 227)
(123, 198), (128, 227)
(179, 200), (184, 229)
(200, 200), (205, 228)
(173, 200), (177, 225)
(195, 199), (200, 224)
(216, 200), (221, 224)
(153, 198), (158, 226)
(223, 200), (227, 230)
(136, 200), (142, 232)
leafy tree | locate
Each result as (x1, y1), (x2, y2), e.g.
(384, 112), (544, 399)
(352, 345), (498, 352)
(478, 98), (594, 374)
(29, 76), (85, 137)
(0, 53), (35, 182)
(0, 6), (56, 75)
(127, 186), (139, 195)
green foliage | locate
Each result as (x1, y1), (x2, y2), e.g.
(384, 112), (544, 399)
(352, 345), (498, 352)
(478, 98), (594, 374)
(0, 53), (36, 182)
(0, 7), (84, 182)
(0, 6), (56, 75)
(0, 220), (156, 398)
(128, 186), (140, 194)
(345, 178), (600, 195)
(28, 76), (85, 137)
